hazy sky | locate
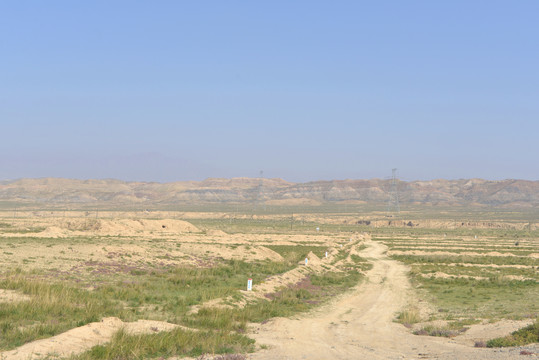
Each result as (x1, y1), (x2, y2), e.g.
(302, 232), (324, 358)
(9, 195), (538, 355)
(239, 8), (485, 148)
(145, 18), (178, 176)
(1, 1), (538, 182)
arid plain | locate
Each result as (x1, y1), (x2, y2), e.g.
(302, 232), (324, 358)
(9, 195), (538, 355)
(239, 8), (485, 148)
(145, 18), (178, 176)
(0, 178), (538, 359)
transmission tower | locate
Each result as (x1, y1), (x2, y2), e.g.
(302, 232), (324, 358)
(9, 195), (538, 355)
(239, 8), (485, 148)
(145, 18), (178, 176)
(253, 170), (266, 212)
(387, 168), (400, 215)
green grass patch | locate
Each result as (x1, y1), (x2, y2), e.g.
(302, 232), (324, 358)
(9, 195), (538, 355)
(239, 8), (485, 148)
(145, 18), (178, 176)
(310, 271), (362, 288)
(95, 259), (296, 317)
(71, 327), (254, 360)
(265, 245), (327, 264)
(349, 254), (373, 271)
(0, 227), (47, 234)
(411, 277), (539, 320)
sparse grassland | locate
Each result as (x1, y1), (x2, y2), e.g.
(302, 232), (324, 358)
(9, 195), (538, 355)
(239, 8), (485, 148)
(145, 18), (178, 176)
(377, 227), (539, 345)
(0, 207), (538, 358)
(0, 212), (370, 359)
(0, 274), (124, 349)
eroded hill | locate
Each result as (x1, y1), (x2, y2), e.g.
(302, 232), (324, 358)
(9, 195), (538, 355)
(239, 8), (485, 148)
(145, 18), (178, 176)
(0, 177), (538, 208)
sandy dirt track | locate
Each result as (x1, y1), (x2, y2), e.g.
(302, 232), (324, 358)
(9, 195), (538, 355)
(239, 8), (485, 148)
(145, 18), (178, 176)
(248, 238), (538, 360)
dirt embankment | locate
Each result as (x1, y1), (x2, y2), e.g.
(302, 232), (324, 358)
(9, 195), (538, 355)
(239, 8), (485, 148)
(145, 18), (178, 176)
(0, 317), (180, 360)
(1, 218), (200, 238)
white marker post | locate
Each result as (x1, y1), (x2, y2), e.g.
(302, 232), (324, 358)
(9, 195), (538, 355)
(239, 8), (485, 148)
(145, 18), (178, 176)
(325, 251), (328, 258)
(316, 227), (320, 232)
(247, 278), (252, 291)
(305, 258), (308, 266)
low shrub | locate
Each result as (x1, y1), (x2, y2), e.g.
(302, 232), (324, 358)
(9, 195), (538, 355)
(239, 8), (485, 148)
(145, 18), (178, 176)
(396, 308), (421, 326)
(487, 320), (539, 347)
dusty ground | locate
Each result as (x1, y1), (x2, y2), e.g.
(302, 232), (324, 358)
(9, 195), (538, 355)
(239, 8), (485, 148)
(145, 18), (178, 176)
(0, 213), (537, 359)
(248, 238), (539, 360)
(0, 216), (334, 276)
(0, 289), (30, 303)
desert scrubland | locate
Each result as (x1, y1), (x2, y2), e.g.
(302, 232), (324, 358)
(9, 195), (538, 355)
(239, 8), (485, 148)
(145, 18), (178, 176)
(0, 184), (538, 359)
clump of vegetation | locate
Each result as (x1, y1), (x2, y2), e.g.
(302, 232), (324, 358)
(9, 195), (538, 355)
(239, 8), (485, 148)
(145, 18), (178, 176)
(487, 320), (539, 347)
(413, 324), (466, 338)
(396, 308), (421, 327)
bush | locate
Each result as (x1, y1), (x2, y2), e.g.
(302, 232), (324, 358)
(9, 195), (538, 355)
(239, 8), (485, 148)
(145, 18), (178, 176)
(396, 308), (421, 326)
(487, 320), (539, 347)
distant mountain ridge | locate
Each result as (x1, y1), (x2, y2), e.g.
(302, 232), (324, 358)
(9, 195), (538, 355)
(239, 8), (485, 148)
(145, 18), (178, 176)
(0, 177), (538, 208)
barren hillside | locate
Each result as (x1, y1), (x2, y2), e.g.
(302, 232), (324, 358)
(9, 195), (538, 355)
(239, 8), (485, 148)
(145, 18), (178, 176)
(0, 177), (538, 208)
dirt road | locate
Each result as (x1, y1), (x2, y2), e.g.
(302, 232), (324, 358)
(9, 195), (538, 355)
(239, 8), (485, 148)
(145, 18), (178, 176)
(248, 237), (538, 359)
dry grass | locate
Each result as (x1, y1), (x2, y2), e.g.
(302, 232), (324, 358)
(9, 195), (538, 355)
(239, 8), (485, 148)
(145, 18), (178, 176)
(396, 308), (421, 327)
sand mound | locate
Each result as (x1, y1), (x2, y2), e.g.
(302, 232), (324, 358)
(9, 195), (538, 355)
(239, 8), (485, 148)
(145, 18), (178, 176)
(54, 218), (199, 236)
(206, 229), (228, 236)
(39, 226), (70, 237)
(178, 244), (283, 262)
(123, 319), (181, 334)
(304, 251), (322, 265)
(0, 317), (179, 360)
(256, 246), (284, 262)
(97, 219), (199, 235)
(454, 319), (535, 347)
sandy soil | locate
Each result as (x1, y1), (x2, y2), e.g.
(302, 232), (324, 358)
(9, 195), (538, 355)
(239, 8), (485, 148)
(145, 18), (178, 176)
(0, 219), (334, 275)
(248, 238), (539, 360)
(0, 215), (536, 359)
(0, 289), (30, 303)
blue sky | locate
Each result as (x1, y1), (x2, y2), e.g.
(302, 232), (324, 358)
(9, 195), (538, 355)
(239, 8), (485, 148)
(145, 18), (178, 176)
(1, 1), (538, 182)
